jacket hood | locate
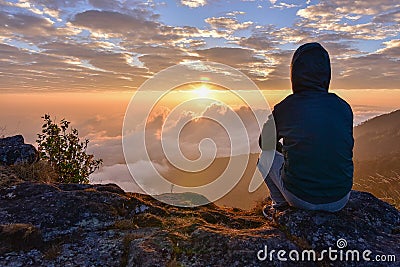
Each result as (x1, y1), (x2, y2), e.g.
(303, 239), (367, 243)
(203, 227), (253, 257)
(290, 42), (331, 93)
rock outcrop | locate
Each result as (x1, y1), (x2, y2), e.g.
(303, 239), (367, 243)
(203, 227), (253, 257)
(0, 135), (38, 165)
(0, 171), (399, 267)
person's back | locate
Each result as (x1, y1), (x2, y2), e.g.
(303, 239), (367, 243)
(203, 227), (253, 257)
(258, 42), (353, 213)
(275, 89), (353, 204)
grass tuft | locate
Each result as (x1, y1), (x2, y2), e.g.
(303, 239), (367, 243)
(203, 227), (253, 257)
(10, 160), (58, 183)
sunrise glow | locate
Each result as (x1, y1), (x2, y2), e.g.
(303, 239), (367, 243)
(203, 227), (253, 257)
(194, 84), (211, 98)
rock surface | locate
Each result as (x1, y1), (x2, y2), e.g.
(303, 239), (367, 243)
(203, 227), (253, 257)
(0, 167), (399, 266)
(0, 135), (38, 165)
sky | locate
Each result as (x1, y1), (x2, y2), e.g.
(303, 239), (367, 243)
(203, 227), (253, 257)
(0, 0), (399, 207)
(0, 0), (399, 91)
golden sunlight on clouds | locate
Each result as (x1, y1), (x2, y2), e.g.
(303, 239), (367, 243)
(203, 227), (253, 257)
(152, 82), (259, 112)
(1, 89), (398, 149)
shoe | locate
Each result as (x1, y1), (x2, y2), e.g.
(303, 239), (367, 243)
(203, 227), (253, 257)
(262, 205), (276, 220)
(262, 204), (290, 220)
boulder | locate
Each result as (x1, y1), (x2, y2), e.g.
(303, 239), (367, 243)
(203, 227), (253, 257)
(0, 135), (38, 165)
(276, 191), (400, 262)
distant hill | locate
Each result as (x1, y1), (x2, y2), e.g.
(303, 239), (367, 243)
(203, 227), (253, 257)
(353, 109), (400, 207)
(354, 109), (400, 161)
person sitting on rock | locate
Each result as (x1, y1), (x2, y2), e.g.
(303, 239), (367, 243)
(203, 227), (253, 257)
(257, 42), (354, 218)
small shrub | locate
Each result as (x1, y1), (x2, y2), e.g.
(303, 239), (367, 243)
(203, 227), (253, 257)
(36, 114), (102, 184)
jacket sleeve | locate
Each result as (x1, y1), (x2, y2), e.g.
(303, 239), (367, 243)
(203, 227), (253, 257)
(259, 113), (277, 151)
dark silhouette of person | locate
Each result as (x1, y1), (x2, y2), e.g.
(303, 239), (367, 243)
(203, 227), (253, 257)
(258, 42), (353, 217)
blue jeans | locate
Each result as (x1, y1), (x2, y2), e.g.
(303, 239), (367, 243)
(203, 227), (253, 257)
(257, 150), (350, 212)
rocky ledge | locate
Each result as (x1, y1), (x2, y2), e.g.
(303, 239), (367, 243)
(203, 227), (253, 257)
(0, 167), (399, 266)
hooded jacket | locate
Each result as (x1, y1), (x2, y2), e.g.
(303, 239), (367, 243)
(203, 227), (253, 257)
(261, 43), (354, 204)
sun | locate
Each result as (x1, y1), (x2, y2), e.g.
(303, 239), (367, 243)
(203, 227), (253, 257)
(195, 84), (211, 97)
